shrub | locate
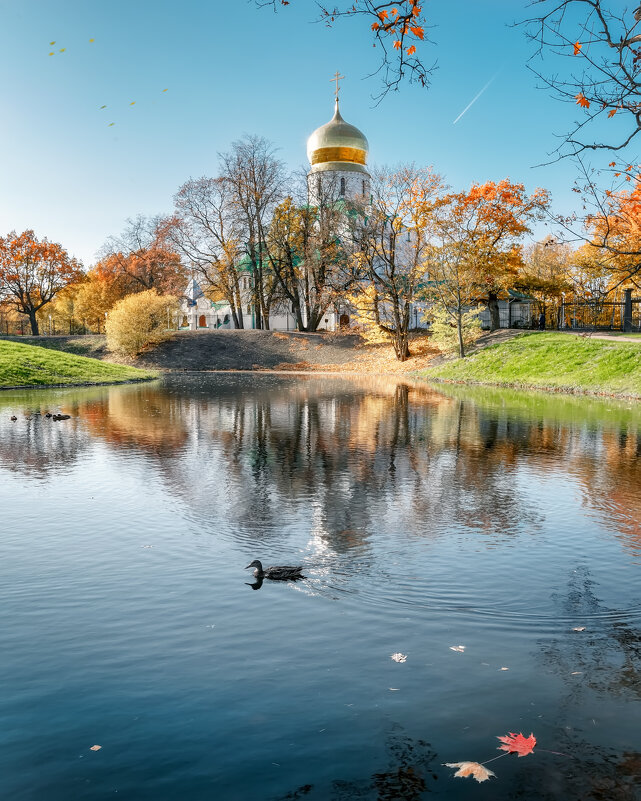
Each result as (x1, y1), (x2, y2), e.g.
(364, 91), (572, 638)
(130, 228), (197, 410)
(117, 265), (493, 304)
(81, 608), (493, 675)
(106, 290), (178, 357)
(427, 303), (483, 356)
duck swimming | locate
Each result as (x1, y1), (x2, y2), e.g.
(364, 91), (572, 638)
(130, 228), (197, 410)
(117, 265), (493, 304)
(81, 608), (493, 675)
(245, 559), (305, 581)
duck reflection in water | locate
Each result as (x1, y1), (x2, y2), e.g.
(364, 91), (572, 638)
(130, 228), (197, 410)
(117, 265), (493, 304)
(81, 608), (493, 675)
(244, 559), (305, 590)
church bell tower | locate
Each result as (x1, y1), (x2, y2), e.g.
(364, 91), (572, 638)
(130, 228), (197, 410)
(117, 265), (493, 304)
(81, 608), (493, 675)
(306, 73), (370, 205)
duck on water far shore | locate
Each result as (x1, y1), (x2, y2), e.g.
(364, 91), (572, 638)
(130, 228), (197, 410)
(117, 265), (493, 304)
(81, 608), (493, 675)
(245, 560), (305, 581)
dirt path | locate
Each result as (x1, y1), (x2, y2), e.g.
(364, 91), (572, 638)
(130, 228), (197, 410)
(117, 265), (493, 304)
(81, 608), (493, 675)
(3, 330), (441, 374)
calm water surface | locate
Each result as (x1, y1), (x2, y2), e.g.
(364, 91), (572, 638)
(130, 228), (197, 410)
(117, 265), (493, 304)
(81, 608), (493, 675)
(0, 374), (640, 800)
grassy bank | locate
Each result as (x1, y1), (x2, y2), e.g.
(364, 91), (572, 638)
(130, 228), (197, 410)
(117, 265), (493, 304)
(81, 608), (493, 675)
(0, 339), (157, 388)
(421, 332), (641, 398)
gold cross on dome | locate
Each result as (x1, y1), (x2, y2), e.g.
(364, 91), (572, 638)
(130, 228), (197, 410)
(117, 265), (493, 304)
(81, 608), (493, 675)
(331, 71), (345, 100)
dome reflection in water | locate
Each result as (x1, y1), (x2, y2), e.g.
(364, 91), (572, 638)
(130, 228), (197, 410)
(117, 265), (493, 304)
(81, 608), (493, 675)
(0, 373), (640, 800)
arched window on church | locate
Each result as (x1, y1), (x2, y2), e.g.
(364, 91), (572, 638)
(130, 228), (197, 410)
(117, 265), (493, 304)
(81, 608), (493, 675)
(340, 177), (346, 196)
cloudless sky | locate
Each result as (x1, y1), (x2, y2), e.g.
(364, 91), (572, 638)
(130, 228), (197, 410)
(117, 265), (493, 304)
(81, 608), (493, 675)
(0, 0), (633, 266)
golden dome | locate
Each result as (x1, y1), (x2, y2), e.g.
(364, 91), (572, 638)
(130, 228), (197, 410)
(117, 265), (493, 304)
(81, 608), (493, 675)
(307, 100), (369, 174)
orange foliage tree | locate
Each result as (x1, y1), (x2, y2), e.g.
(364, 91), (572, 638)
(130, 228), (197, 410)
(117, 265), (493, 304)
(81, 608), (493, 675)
(101, 215), (187, 297)
(583, 177), (641, 291)
(73, 262), (134, 332)
(255, 0), (431, 97)
(435, 181), (550, 330)
(0, 230), (83, 335)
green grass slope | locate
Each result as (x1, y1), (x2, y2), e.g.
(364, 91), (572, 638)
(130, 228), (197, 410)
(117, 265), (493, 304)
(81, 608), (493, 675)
(0, 339), (157, 388)
(421, 332), (641, 398)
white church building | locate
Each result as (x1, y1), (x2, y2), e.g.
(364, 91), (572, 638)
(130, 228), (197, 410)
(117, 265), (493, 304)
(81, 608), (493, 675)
(179, 94), (377, 332)
(179, 91), (534, 332)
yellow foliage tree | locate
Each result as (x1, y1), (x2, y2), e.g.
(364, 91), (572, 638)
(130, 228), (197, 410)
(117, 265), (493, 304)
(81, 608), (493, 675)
(106, 290), (178, 357)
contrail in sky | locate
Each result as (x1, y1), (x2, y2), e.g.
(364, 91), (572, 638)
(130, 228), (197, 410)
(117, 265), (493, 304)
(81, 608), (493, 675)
(452, 74), (499, 125)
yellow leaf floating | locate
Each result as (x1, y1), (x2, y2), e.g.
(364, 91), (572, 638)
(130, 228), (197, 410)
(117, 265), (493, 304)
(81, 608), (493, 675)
(108, 123), (115, 127)
(162, 88), (168, 92)
(59, 48), (66, 52)
(49, 41), (55, 45)
(129, 101), (136, 106)
(89, 745), (102, 751)
(48, 52), (54, 56)
(100, 105), (107, 109)
(89, 38), (95, 42)
(445, 762), (496, 783)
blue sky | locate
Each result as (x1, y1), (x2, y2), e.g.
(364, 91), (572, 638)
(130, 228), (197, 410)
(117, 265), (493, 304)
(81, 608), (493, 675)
(0, 0), (631, 266)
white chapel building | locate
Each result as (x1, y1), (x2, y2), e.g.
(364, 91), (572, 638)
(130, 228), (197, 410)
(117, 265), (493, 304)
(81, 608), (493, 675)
(179, 94), (371, 332)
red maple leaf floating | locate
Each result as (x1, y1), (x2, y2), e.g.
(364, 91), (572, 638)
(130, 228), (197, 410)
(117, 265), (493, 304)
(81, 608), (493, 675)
(497, 732), (536, 757)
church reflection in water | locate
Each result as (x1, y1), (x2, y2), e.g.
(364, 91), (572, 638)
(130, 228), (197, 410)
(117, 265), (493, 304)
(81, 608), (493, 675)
(3, 373), (641, 557)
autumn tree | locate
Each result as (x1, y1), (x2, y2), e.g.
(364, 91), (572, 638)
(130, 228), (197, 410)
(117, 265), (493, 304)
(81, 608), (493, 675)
(166, 176), (246, 329)
(435, 181), (550, 331)
(268, 173), (360, 332)
(255, 1), (431, 98)
(45, 281), (83, 334)
(351, 165), (444, 361)
(0, 230), (83, 335)
(517, 237), (575, 327)
(101, 215), (187, 297)
(527, 1), (641, 156)
(72, 262), (133, 332)
(219, 135), (287, 329)
(105, 290), (178, 357)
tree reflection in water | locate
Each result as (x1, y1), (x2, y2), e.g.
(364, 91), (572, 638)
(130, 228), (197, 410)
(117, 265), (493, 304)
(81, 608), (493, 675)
(274, 727), (437, 801)
(2, 375), (641, 799)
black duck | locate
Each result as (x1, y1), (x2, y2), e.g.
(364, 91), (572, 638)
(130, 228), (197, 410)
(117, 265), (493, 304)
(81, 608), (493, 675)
(245, 559), (304, 581)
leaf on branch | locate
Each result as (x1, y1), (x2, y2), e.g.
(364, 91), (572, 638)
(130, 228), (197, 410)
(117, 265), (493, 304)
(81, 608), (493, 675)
(575, 93), (590, 109)
(608, 108), (617, 118)
(445, 761), (496, 783)
(573, 41), (582, 55)
(406, 44), (416, 55)
(393, 40), (402, 49)
(410, 25), (424, 39)
(497, 732), (536, 757)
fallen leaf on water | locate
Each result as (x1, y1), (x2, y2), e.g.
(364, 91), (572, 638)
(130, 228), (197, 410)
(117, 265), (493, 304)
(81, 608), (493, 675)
(444, 761), (496, 783)
(390, 652), (407, 663)
(449, 645), (465, 653)
(499, 666), (509, 671)
(570, 671), (583, 675)
(497, 732), (536, 757)
(389, 687), (400, 691)
(89, 745), (102, 751)
(572, 626), (586, 632)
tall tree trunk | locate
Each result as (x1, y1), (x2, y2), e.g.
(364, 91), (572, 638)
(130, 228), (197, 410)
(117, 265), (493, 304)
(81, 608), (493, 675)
(487, 291), (501, 331)
(457, 310), (465, 358)
(28, 309), (39, 336)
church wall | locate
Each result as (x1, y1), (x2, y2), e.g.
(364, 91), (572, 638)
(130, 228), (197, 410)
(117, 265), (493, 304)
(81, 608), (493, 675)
(307, 169), (371, 205)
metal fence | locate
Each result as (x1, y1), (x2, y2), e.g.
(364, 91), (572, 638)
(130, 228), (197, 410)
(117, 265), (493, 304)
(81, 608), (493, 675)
(558, 298), (641, 332)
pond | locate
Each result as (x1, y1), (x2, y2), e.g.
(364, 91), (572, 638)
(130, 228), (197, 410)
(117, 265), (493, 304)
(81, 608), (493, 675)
(0, 374), (640, 800)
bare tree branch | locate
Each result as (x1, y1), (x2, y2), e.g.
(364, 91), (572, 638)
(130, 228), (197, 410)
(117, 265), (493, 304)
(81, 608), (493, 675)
(252, 0), (435, 100)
